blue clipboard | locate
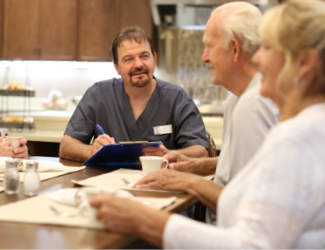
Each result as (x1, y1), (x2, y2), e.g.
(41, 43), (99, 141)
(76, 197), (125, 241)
(83, 141), (162, 169)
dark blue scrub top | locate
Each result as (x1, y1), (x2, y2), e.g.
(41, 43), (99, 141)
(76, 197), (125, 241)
(64, 77), (209, 150)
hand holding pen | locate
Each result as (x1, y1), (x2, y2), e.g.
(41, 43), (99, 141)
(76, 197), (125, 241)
(91, 124), (116, 156)
(96, 124), (115, 144)
(91, 124), (115, 155)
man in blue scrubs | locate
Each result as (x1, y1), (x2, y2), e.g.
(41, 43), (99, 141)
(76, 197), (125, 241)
(59, 26), (208, 162)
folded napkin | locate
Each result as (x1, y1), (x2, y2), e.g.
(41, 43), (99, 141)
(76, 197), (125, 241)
(23, 160), (64, 172)
(0, 157), (64, 173)
(47, 187), (176, 215)
(47, 188), (81, 206)
(47, 187), (134, 207)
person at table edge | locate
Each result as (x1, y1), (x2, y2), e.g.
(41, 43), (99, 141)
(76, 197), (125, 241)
(59, 26), (209, 162)
(0, 133), (28, 159)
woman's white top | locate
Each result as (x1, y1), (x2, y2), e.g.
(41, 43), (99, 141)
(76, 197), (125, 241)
(163, 103), (325, 249)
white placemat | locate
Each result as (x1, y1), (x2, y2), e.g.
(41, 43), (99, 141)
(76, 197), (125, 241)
(0, 190), (176, 229)
(72, 168), (214, 193)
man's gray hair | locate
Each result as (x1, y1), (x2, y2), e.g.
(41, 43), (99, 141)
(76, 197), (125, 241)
(212, 2), (263, 55)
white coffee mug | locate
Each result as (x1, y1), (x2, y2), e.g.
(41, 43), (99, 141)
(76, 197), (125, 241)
(3, 136), (24, 149)
(140, 156), (169, 176)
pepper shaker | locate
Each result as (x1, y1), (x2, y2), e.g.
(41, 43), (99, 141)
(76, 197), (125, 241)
(23, 161), (40, 196)
(4, 159), (20, 195)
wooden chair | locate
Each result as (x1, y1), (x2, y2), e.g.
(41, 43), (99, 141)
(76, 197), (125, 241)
(192, 131), (218, 222)
(206, 131), (218, 157)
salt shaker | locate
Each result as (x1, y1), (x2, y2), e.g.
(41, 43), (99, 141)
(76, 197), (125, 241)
(4, 159), (20, 195)
(23, 161), (40, 196)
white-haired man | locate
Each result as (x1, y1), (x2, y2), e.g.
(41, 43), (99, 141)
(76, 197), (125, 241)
(132, 1), (280, 224)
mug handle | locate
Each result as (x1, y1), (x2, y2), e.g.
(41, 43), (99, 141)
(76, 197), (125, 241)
(163, 159), (169, 169)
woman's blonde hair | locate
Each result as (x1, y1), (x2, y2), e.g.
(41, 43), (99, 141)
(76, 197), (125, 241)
(259, 0), (325, 97)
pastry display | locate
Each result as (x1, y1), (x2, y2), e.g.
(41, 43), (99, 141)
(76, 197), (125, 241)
(1, 116), (34, 123)
(0, 81), (35, 97)
(3, 81), (26, 90)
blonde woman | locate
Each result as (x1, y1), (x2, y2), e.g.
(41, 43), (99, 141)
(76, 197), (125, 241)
(90, 0), (325, 248)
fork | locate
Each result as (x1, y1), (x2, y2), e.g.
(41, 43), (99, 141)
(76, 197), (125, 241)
(49, 205), (78, 218)
(120, 178), (134, 187)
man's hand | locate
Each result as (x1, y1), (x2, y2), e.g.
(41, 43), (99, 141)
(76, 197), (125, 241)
(13, 138), (28, 159)
(164, 151), (217, 175)
(91, 134), (115, 156)
(142, 144), (168, 156)
(163, 151), (198, 173)
(134, 168), (198, 193)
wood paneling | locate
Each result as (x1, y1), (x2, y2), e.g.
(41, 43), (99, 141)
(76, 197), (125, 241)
(2, 0), (39, 60)
(27, 141), (60, 157)
(2, 0), (77, 60)
(39, 0), (78, 60)
(1, 0), (154, 61)
(78, 0), (116, 61)
(118, 0), (153, 36)
(0, 0), (3, 58)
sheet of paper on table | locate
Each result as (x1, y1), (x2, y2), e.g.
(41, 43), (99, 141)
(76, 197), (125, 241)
(72, 168), (215, 193)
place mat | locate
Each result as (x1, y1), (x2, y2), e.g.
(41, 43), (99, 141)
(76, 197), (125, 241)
(0, 166), (86, 183)
(72, 168), (214, 193)
(0, 190), (177, 230)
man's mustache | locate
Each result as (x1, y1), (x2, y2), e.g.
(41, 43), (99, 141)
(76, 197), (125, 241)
(129, 69), (149, 76)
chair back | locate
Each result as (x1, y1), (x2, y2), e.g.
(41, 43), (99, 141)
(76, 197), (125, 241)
(206, 131), (217, 157)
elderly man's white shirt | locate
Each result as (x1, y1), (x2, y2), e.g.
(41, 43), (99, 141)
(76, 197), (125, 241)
(163, 103), (325, 249)
(207, 73), (280, 224)
(216, 73), (279, 186)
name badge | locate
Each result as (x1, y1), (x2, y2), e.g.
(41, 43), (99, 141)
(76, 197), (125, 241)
(153, 125), (172, 135)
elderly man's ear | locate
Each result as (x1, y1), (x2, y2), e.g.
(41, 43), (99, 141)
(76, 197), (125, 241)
(229, 38), (242, 63)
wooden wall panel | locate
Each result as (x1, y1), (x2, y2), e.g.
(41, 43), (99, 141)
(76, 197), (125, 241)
(78, 0), (116, 61)
(118, 0), (153, 37)
(2, 0), (39, 60)
(39, 0), (78, 60)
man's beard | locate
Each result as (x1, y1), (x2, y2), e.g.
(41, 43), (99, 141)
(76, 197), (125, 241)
(129, 69), (150, 88)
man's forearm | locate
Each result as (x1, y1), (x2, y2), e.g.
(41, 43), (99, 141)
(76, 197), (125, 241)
(176, 145), (206, 158)
(192, 157), (218, 175)
(59, 135), (92, 161)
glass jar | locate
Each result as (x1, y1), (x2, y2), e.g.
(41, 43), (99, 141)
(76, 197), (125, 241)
(4, 159), (20, 195)
(23, 161), (40, 196)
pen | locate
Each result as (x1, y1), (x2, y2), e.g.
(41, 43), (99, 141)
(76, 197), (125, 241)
(96, 124), (106, 134)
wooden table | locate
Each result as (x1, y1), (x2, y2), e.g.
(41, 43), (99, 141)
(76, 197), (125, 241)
(0, 158), (199, 249)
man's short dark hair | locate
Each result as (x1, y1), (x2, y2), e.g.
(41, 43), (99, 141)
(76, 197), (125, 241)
(112, 26), (155, 65)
